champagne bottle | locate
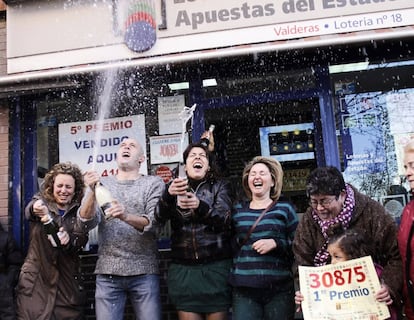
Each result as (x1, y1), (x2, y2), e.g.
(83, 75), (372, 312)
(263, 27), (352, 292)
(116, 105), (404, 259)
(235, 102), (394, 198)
(178, 162), (191, 192)
(95, 182), (114, 219)
(43, 214), (61, 248)
(177, 163), (191, 218)
(178, 162), (187, 179)
(200, 124), (215, 148)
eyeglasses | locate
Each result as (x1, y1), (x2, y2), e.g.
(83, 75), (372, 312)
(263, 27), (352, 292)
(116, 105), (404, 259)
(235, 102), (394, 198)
(309, 197), (337, 208)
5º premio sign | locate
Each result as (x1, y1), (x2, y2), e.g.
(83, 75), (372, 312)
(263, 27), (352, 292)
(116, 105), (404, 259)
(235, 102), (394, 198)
(298, 256), (390, 320)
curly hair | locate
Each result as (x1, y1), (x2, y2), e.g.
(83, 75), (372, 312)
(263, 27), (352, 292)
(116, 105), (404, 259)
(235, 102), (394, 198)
(41, 162), (84, 204)
(306, 166), (346, 197)
(242, 156), (283, 201)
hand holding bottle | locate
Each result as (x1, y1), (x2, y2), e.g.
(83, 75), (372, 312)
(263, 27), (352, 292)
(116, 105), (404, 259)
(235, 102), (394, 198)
(83, 171), (100, 189)
(94, 182), (115, 219)
(176, 191), (199, 210)
(102, 200), (126, 220)
(38, 206), (62, 248)
(168, 177), (189, 196)
(94, 182), (127, 221)
(57, 227), (70, 246)
(42, 219), (68, 247)
(173, 162), (194, 217)
(200, 124), (215, 152)
(33, 199), (49, 220)
(83, 170), (115, 219)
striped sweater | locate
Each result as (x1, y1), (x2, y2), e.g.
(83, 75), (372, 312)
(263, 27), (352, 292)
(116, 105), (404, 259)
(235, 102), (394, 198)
(229, 201), (298, 288)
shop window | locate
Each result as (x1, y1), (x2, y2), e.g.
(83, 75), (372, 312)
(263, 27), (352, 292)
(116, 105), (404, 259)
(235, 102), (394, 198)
(331, 60), (414, 222)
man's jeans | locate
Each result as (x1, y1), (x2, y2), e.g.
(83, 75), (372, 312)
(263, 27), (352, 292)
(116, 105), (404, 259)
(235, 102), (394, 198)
(95, 274), (161, 320)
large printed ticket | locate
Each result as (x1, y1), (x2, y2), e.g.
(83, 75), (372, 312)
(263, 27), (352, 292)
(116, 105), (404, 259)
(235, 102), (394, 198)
(299, 256), (390, 320)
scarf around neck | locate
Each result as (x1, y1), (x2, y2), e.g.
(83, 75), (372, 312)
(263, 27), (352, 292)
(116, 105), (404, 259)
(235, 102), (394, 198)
(312, 184), (355, 266)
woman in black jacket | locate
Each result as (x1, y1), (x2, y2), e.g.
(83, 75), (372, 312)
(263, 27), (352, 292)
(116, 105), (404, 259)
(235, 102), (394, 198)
(156, 140), (233, 320)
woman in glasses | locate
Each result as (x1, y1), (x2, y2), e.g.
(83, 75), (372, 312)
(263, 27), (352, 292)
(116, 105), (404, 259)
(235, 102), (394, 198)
(292, 166), (402, 317)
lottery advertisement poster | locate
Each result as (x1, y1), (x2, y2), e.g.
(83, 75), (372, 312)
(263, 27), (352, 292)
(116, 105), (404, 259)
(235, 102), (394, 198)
(299, 256), (390, 320)
(58, 115), (147, 176)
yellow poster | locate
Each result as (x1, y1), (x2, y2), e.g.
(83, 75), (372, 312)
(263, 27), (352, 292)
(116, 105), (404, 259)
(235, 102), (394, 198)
(299, 256), (390, 320)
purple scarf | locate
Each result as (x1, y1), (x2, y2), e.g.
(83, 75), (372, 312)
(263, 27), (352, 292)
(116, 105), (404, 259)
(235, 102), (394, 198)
(312, 184), (355, 266)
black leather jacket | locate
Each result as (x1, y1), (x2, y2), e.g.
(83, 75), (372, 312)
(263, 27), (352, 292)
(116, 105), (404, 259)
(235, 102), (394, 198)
(155, 177), (233, 264)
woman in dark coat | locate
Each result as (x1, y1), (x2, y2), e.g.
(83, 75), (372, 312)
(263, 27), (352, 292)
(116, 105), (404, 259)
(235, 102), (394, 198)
(293, 166), (402, 316)
(16, 162), (96, 320)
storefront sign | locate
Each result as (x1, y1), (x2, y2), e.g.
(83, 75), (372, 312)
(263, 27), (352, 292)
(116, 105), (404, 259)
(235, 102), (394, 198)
(58, 115), (147, 176)
(150, 133), (188, 164)
(299, 256), (390, 320)
(6, 1), (414, 73)
(162, 0), (413, 37)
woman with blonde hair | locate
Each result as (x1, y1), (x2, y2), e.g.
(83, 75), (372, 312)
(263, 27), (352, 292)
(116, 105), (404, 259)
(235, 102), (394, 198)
(229, 156), (298, 320)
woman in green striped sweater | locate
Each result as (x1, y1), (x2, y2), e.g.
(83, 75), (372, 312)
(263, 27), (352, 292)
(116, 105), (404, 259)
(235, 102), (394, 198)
(229, 156), (299, 320)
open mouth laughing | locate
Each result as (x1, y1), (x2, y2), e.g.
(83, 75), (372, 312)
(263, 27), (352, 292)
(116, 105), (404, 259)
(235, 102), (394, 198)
(252, 180), (263, 189)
